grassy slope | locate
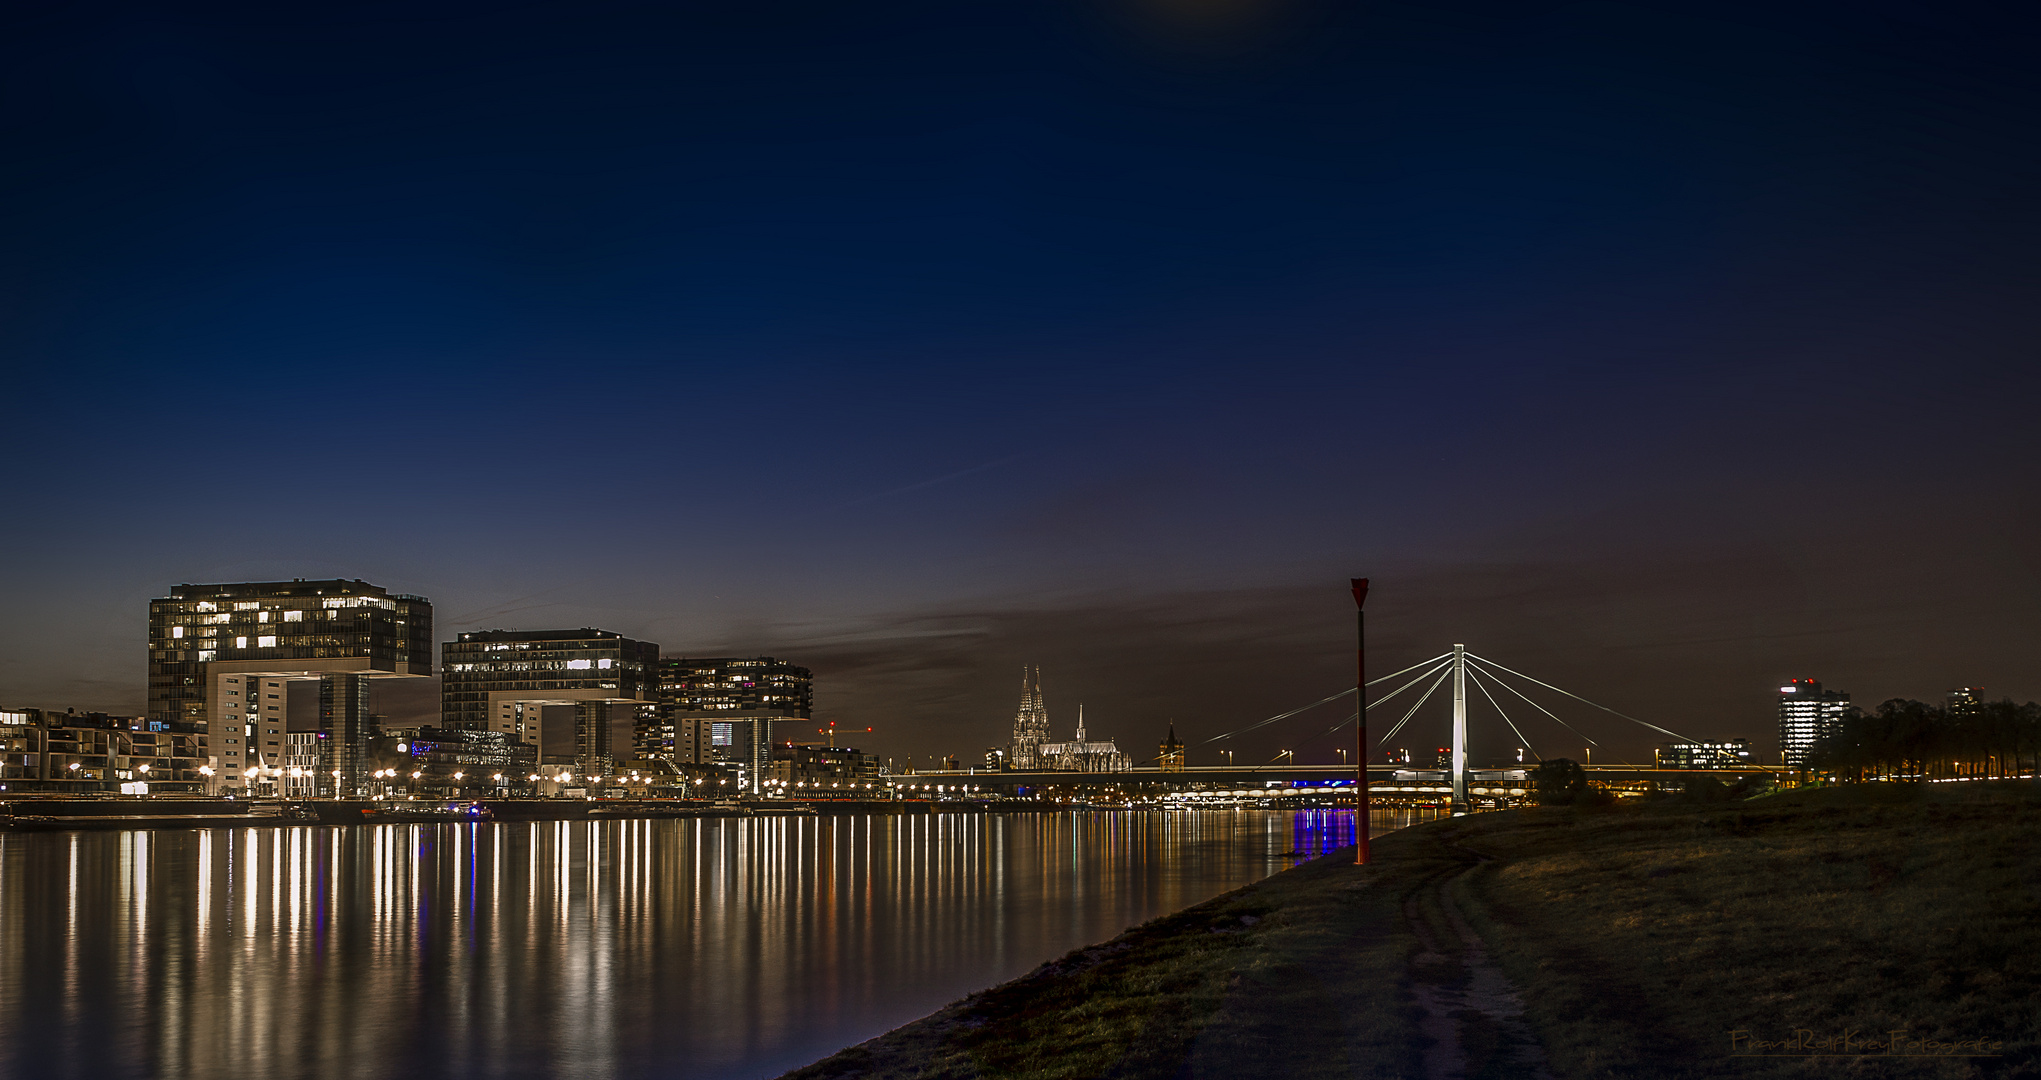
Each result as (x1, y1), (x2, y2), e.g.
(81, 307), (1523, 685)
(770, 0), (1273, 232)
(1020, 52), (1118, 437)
(781, 785), (2041, 1080)
(1454, 783), (2041, 1078)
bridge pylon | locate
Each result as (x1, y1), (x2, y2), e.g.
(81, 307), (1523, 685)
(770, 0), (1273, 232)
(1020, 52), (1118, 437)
(1451, 643), (1470, 813)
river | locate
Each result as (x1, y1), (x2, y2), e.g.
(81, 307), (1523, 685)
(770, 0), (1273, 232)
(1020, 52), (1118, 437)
(0, 808), (1433, 1080)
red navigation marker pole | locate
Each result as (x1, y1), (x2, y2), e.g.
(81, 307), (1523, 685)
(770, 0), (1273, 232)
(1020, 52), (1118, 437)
(1352, 577), (1370, 865)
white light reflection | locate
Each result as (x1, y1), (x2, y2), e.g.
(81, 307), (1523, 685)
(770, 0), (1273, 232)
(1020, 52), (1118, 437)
(0, 810), (1425, 1080)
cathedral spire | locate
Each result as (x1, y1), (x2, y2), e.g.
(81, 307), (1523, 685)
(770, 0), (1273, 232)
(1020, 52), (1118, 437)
(1010, 663), (1051, 768)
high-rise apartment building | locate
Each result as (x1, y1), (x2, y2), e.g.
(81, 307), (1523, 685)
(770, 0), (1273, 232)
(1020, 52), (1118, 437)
(1778, 679), (1850, 768)
(147, 579), (431, 794)
(651, 657), (811, 790)
(440, 629), (658, 781)
(1947, 687), (1984, 712)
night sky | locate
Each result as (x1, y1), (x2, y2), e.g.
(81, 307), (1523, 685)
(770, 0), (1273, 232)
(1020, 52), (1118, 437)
(4, 0), (2037, 767)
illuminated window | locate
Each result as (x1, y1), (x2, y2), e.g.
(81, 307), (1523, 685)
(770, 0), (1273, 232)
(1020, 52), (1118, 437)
(283, 610), (303, 622)
(235, 602), (258, 611)
(196, 602), (217, 612)
(234, 637), (248, 649)
(257, 636), (276, 648)
(171, 626), (185, 639)
(258, 611), (269, 623)
(566, 659), (592, 670)
(598, 658), (613, 669)
(199, 650), (217, 661)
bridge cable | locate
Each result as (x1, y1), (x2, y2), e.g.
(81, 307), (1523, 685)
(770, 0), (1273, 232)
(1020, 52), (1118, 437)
(1363, 660), (1454, 748)
(1242, 710), (1361, 772)
(1281, 709), (1362, 763)
(1363, 657), (1454, 714)
(1459, 657), (1600, 748)
(1463, 664), (1541, 763)
(1124, 663), (1430, 768)
(1197, 652), (1453, 748)
(1235, 658), (1453, 772)
(1195, 689), (1353, 747)
(1374, 665), (1455, 751)
(1246, 654), (1457, 769)
(1464, 653), (1698, 744)
(1366, 652), (1456, 690)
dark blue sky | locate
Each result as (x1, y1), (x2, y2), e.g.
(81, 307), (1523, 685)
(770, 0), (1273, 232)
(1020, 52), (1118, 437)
(4, 0), (2037, 765)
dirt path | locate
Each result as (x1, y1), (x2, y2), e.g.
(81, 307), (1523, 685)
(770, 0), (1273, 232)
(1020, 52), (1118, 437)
(1401, 850), (1552, 1080)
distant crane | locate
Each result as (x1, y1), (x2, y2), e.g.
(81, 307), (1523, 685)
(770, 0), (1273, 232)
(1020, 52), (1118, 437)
(812, 721), (871, 749)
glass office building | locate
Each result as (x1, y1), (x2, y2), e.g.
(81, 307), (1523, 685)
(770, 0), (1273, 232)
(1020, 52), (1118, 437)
(651, 657), (812, 790)
(441, 629), (659, 781)
(147, 579), (431, 793)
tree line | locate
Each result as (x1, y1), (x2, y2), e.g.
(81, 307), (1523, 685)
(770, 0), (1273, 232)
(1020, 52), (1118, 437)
(1810, 698), (2041, 781)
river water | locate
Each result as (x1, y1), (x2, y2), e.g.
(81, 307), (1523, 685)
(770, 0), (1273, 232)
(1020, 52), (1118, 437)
(0, 809), (1428, 1080)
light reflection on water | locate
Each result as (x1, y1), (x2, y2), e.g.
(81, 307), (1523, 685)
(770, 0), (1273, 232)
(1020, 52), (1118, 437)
(0, 809), (1433, 1080)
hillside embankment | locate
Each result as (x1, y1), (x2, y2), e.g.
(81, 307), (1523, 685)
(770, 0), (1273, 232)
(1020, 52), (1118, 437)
(779, 784), (2041, 1080)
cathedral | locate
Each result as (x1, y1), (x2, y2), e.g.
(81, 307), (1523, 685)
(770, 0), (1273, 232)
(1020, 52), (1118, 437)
(1009, 669), (1129, 772)
(1008, 667), (1051, 768)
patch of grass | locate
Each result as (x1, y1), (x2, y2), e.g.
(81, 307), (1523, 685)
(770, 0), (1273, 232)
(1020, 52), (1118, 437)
(1453, 783), (2041, 1078)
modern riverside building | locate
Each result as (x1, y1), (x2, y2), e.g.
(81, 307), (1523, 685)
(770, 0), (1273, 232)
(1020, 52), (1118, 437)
(1654, 738), (1753, 769)
(147, 579), (432, 794)
(393, 728), (537, 790)
(765, 742), (878, 789)
(652, 657), (812, 790)
(441, 629), (658, 782)
(1778, 679), (1851, 768)
(1, 707), (205, 791)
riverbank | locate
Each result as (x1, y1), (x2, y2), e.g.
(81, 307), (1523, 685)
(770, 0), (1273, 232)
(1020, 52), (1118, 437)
(0, 796), (1010, 830)
(780, 783), (2041, 1079)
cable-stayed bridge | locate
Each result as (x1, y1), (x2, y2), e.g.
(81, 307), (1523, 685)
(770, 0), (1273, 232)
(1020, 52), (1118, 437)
(918, 645), (1774, 807)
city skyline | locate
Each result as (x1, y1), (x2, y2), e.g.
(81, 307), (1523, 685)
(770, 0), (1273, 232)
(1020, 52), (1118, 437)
(2, 565), (2026, 769)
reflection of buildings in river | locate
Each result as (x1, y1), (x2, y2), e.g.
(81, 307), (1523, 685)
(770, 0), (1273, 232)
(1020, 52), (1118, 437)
(0, 812), (1374, 1079)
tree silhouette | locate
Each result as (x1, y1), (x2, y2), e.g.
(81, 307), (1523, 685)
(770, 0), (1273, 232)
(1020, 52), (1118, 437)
(1533, 758), (1589, 805)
